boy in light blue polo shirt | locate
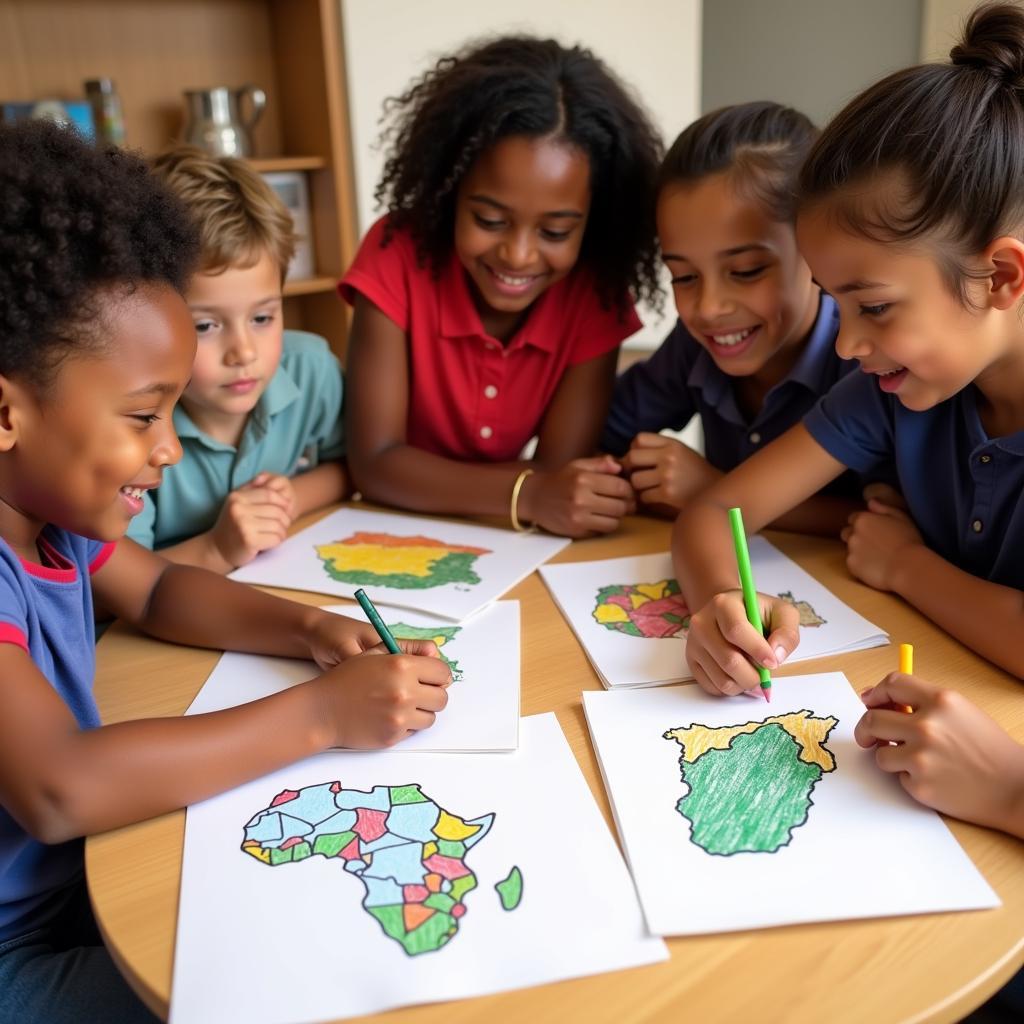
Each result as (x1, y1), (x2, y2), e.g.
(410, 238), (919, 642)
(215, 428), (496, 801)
(127, 147), (348, 572)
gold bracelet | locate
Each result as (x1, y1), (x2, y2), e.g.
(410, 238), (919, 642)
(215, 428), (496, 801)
(509, 468), (535, 532)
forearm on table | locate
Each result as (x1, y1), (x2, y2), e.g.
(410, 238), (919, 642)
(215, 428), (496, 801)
(352, 444), (529, 519)
(292, 461), (349, 515)
(33, 684), (327, 842)
(672, 499), (743, 608)
(136, 563), (323, 657)
(892, 545), (1024, 679)
(769, 495), (861, 538)
(149, 532), (235, 574)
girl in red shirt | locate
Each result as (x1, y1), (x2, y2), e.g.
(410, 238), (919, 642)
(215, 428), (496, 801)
(341, 36), (662, 536)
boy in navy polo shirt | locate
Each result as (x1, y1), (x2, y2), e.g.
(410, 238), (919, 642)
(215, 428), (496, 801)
(602, 103), (861, 535)
(126, 147), (348, 573)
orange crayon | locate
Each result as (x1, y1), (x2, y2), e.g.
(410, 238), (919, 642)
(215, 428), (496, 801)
(897, 643), (914, 713)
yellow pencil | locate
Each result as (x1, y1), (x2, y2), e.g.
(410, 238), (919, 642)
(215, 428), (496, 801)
(898, 643), (914, 713)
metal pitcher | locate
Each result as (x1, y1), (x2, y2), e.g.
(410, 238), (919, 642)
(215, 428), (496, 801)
(182, 85), (266, 158)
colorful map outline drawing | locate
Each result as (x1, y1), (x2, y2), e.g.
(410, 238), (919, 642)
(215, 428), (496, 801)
(315, 532), (492, 590)
(591, 581), (827, 639)
(242, 782), (519, 956)
(663, 710), (838, 856)
(388, 623), (463, 681)
(591, 579), (691, 638)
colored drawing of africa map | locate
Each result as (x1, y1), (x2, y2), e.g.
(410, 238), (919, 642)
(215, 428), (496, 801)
(663, 710), (838, 855)
(592, 582), (826, 639)
(315, 533), (491, 590)
(242, 783), (522, 956)
(388, 623), (463, 680)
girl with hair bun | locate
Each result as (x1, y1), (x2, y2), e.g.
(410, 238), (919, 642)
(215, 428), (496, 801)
(671, 3), (1024, 847)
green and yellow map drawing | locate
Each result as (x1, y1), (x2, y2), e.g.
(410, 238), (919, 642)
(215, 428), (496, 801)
(387, 623), (463, 681)
(315, 532), (491, 590)
(663, 710), (838, 855)
(242, 782), (522, 956)
(592, 580), (691, 638)
(592, 581), (827, 640)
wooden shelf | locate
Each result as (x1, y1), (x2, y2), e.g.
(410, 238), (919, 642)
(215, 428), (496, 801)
(249, 155), (327, 173)
(283, 275), (336, 297)
(0, 0), (359, 360)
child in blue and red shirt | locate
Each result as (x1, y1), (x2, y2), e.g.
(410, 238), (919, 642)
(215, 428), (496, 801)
(0, 121), (448, 1023)
(341, 36), (663, 538)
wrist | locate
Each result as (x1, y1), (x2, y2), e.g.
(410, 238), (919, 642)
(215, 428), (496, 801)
(203, 531), (237, 574)
(515, 468), (543, 527)
(888, 542), (931, 596)
(1000, 745), (1024, 840)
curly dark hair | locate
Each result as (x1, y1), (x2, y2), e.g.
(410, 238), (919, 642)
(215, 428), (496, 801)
(375, 35), (663, 313)
(0, 119), (199, 389)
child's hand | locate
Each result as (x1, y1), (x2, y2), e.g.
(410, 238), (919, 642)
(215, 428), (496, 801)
(621, 433), (719, 511)
(855, 673), (1024, 837)
(862, 481), (908, 511)
(522, 456), (636, 537)
(685, 589), (800, 697)
(244, 471), (298, 519)
(311, 641), (452, 749)
(210, 474), (298, 568)
(306, 611), (431, 671)
(841, 497), (925, 591)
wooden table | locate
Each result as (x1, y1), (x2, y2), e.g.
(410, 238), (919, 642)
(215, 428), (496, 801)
(86, 513), (1024, 1023)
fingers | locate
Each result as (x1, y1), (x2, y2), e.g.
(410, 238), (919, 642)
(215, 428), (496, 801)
(630, 431), (670, 450)
(862, 482), (908, 510)
(230, 485), (294, 513)
(570, 455), (623, 475)
(395, 638), (441, 660)
(586, 471), (635, 500)
(691, 650), (749, 697)
(621, 447), (662, 473)
(414, 679), (450, 713)
(866, 497), (910, 520)
(860, 671), (932, 710)
(763, 600), (800, 668)
(405, 709), (437, 733)
(853, 706), (917, 748)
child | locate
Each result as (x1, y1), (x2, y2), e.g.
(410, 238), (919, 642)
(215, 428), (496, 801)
(0, 121), (449, 1023)
(340, 36), (663, 537)
(672, 2), (1024, 695)
(125, 147), (348, 573)
(602, 102), (862, 535)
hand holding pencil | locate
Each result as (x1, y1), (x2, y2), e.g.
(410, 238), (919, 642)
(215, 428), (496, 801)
(681, 508), (802, 699)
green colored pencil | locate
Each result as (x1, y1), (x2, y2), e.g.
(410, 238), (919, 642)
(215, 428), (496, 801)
(354, 588), (401, 654)
(728, 507), (772, 702)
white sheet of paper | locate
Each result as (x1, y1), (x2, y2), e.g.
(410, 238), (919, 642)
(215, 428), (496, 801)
(230, 507), (568, 621)
(169, 713), (668, 1024)
(540, 540), (888, 688)
(186, 602), (521, 752)
(583, 673), (999, 936)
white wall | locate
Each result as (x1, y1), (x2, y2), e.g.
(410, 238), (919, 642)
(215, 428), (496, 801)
(340, 0), (702, 347)
(920, 0), (983, 60)
(702, 0), (921, 125)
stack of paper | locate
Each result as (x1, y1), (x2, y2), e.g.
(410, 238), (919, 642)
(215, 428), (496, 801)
(583, 674), (999, 936)
(539, 538), (888, 689)
(231, 506), (569, 622)
(186, 602), (522, 753)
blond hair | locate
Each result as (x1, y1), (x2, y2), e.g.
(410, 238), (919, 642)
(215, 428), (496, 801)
(151, 146), (296, 277)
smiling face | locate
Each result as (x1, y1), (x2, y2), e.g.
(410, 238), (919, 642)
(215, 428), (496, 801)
(181, 248), (285, 445)
(453, 135), (591, 337)
(658, 171), (819, 379)
(0, 284), (196, 550)
(796, 202), (1023, 412)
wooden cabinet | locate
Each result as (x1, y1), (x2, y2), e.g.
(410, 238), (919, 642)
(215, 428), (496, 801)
(0, 0), (358, 356)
